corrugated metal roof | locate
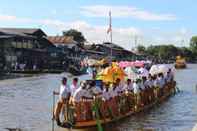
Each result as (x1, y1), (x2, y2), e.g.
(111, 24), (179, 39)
(0, 28), (43, 35)
(0, 35), (14, 39)
(47, 36), (78, 45)
(0, 28), (37, 38)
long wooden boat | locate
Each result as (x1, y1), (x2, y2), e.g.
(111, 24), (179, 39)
(175, 56), (186, 69)
(57, 82), (176, 129)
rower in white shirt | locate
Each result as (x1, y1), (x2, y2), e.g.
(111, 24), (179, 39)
(73, 81), (87, 102)
(115, 78), (124, 95)
(144, 74), (153, 88)
(54, 77), (71, 126)
(102, 87), (111, 101)
(123, 79), (133, 92)
(59, 77), (71, 101)
(70, 78), (79, 97)
(157, 73), (165, 89)
(133, 79), (141, 106)
(109, 83), (118, 98)
(86, 81), (102, 98)
(165, 69), (173, 83)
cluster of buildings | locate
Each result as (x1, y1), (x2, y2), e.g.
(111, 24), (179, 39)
(0, 28), (141, 73)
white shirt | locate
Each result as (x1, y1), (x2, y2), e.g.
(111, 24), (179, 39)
(102, 89), (111, 100)
(123, 83), (133, 91)
(165, 74), (173, 83)
(139, 82), (145, 90)
(153, 79), (160, 87)
(133, 82), (140, 94)
(92, 87), (102, 95)
(144, 79), (153, 88)
(59, 84), (70, 99)
(70, 84), (78, 96)
(73, 87), (86, 102)
(158, 77), (165, 88)
(109, 87), (118, 98)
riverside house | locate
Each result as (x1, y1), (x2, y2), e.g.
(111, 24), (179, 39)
(47, 36), (86, 68)
(85, 42), (138, 61)
(0, 28), (61, 72)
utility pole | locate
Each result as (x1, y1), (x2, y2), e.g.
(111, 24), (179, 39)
(134, 35), (138, 52)
(107, 11), (113, 62)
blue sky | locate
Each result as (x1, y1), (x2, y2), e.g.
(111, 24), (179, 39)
(0, 0), (196, 48)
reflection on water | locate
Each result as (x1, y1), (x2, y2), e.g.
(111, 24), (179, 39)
(0, 64), (197, 131)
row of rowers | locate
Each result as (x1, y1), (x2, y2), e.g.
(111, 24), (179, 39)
(57, 69), (174, 103)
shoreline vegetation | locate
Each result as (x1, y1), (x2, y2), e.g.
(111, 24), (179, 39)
(136, 36), (197, 64)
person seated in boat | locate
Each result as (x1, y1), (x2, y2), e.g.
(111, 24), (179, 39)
(133, 79), (141, 109)
(108, 82), (120, 116)
(144, 74), (154, 103)
(100, 84), (112, 118)
(87, 80), (103, 98)
(144, 74), (154, 88)
(73, 81), (94, 121)
(123, 79), (134, 110)
(54, 77), (71, 126)
(72, 81), (92, 103)
(165, 69), (174, 83)
(123, 79), (133, 92)
(157, 73), (166, 96)
(70, 78), (79, 97)
(152, 74), (160, 99)
(142, 76), (148, 105)
(115, 78), (124, 95)
(102, 83), (111, 101)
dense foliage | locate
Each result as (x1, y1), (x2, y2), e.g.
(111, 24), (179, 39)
(63, 29), (86, 44)
(137, 43), (196, 63)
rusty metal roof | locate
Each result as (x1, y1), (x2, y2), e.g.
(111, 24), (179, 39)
(47, 36), (78, 45)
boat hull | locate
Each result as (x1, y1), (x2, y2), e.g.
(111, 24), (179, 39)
(60, 83), (176, 129)
(175, 63), (186, 69)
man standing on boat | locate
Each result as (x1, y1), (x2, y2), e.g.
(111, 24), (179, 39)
(70, 78), (79, 97)
(54, 77), (71, 126)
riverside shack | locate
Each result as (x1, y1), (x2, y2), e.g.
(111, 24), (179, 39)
(47, 36), (86, 69)
(0, 28), (60, 72)
(84, 42), (137, 61)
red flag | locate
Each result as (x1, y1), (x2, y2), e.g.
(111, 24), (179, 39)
(107, 11), (112, 34)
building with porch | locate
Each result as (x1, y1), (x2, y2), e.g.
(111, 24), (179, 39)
(0, 28), (62, 72)
(84, 42), (138, 61)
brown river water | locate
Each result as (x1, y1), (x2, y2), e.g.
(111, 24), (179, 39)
(0, 64), (197, 131)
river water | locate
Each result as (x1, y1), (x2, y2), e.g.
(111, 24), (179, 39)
(0, 64), (197, 131)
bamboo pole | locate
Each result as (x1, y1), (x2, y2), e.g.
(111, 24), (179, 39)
(52, 91), (55, 131)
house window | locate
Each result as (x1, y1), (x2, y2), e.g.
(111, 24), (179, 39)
(12, 41), (17, 48)
(16, 41), (23, 48)
(27, 40), (33, 49)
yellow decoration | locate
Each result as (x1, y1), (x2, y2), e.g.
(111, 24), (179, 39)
(96, 63), (126, 83)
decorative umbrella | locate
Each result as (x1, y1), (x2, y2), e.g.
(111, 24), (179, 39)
(124, 67), (138, 81)
(138, 67), (149, 77)
(96, 63), (126, 83)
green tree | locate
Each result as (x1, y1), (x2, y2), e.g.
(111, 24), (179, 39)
(137, 45), (146, 53)
(179, 47), (194, 62)
(146, 44), (179, 60)
(63, 29), (86, 44)
(190, 36), (197, 55)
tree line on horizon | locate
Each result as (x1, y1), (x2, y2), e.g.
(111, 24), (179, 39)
(137, 36), (197, 62)
(63, 29), (197, 62)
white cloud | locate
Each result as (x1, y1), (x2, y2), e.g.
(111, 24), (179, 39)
(0, 14), (17, 21)
(81, 5), (177, 21)
(0, 13), (191, 48)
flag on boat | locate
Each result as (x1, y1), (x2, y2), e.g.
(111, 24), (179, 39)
(107, 11), (112, 34)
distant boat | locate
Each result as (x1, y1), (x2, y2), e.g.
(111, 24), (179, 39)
(68, 65), (87, 76)
(175, 56), (187, 69)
